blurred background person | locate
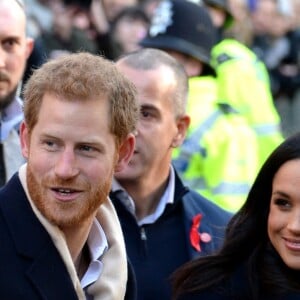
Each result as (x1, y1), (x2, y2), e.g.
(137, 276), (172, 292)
(89, 0), (140, 58)
(249, 0), (300, 138)
(140, 0), (162, 19)
(108, 6), (150, 60)
(39, 0), (98, 59)
(0, 0), (33, 186)
(201, 0), (284, 168)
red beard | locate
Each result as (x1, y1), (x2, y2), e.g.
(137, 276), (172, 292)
(26, 164), (113, 228)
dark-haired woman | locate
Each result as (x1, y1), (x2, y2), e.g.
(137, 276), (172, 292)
(173, 132), (300, 300)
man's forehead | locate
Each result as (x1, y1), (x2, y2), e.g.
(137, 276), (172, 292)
(0, 0), (22, 4)
(0, 0), (26, 21)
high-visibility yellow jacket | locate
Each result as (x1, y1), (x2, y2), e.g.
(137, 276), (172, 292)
(211, 38), (284, 166)
(173, 76), (259, 212)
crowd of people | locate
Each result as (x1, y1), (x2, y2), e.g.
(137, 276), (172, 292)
(22, 0), (300, 135)
(1, 0), (300, 299)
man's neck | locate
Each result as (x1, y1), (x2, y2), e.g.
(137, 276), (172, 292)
(61, 215), (95, 275)
(74, 243), (90, 280)
(120, 176), (169, 220)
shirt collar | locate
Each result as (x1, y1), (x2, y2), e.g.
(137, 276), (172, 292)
(87, 218), (108, 261)
(81, 219), (108, 289)
(112, 165), (176, 225)
(1, 97), (23, 141)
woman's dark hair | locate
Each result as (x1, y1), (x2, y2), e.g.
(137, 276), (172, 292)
(172, 132), (300, 299)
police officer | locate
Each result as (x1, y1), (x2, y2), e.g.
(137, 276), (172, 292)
(203, 0), (284, 167)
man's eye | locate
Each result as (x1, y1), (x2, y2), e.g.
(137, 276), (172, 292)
(6, 40), (15, 45)
(141, 110), (151, 118)
(79, 145), (93, 152)
(3, 39), (17, 50)
(42, 140), (59, 151)
(45, 140), (54, 147)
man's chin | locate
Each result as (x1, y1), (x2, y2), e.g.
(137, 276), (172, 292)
(0, 87), (17, 110)
(115, 168), (139, 181)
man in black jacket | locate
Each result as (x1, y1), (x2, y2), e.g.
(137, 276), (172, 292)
(0, 52), (138, 300)
(111, 48), (232, 300)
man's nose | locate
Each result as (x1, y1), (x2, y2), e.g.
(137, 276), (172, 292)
(54, 149), (79, 179)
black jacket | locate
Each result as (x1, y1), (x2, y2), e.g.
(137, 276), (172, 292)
(111, 170), (232, 300)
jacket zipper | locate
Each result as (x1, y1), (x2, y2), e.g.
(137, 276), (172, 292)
(140, 226), (147, 257)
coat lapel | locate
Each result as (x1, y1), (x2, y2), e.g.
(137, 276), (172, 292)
(26, 242), (78, 299)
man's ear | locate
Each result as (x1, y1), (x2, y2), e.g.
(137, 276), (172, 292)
(20, 121), (30, 159)
(114, 133), (136, 172)
(171, 114), (190, 148)
(25, 37), (34, 59)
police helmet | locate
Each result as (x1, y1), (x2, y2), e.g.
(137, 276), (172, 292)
(139, 0), (217, 76)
